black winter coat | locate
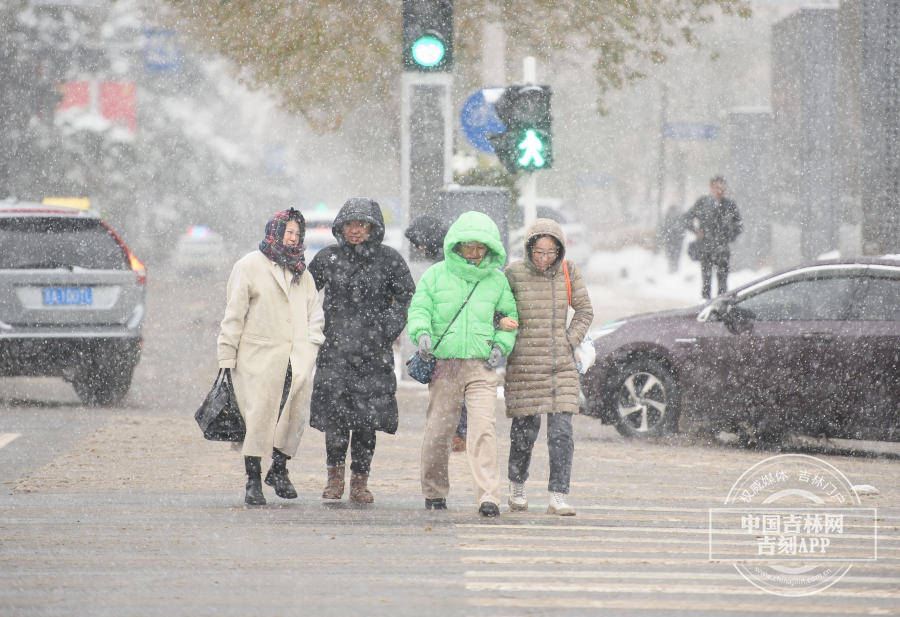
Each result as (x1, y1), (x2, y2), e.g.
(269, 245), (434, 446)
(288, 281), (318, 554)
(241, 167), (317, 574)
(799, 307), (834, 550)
(308, 198), (415, 433)
(684, 195), (742, 261)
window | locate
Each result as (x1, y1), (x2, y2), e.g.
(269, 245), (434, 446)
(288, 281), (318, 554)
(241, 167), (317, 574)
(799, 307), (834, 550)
(0, 218), (127, 270)
(737, 276), (861, 321)
(851, 277), (900, 321)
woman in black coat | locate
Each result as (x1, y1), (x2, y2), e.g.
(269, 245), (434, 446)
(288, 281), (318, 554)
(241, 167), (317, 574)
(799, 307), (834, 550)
(308, 198), (415, 503)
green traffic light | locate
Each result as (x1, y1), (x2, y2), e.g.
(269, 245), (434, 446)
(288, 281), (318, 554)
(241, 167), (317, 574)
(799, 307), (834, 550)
(411, 35), (446, 67)
(517, 129), (546, 168)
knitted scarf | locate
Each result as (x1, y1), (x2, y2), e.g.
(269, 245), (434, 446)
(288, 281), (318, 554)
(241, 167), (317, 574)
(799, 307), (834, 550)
(258, 208), (306, 284)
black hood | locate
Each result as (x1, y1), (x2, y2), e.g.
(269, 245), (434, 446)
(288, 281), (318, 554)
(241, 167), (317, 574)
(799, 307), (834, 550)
(332, 198), (386, 247)
(404, 214), (448, 260)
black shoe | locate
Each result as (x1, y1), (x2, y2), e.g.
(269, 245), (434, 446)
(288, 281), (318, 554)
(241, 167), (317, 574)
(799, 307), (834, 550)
(265, 466), (298, 499)
(478, 502), (500, 517)
(425, 498), (447, 510)
(265, 449), (298, 499)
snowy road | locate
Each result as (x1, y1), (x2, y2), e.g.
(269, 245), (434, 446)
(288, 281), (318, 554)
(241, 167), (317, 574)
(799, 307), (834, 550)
(0, 262), (897, 616)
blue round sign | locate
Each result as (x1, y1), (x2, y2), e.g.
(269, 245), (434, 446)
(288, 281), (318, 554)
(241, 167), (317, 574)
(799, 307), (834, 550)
(460, 89), (505, 154)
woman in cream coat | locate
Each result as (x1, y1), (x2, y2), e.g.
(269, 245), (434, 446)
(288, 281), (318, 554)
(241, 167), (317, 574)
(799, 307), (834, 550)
(218, 208), (324, 506)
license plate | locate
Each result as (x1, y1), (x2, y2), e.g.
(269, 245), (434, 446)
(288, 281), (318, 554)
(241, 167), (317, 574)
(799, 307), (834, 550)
(43, 286), (93, 306)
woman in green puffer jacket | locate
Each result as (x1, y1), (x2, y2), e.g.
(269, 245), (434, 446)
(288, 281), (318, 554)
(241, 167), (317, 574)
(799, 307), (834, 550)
(407, 210), (518, 517)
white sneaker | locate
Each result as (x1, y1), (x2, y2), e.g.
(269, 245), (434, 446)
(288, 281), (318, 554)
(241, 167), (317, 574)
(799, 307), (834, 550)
(547, 492), (575, 516)
(508, 481), (528, 511)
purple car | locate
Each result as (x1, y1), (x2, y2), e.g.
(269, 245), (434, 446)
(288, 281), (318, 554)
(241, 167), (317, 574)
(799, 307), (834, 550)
(580, 258), (900, 443)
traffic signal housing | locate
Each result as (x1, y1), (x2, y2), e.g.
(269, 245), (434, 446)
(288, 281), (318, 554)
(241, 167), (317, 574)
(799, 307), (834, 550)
(487, 85), (553, 173)
(402, 0), (453, 72)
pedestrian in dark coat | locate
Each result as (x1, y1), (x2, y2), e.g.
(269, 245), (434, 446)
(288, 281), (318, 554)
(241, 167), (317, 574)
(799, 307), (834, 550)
(404, 214), (448, 261)
(685, 175), (742, 299)
(308, 198), (415, 503)
(658, 205), (686, 273)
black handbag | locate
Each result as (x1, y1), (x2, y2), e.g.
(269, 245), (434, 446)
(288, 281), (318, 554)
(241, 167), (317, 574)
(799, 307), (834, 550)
(406, 281), (480, 385)
(687, 239), (704, 261)
(194, 369), (246, 442)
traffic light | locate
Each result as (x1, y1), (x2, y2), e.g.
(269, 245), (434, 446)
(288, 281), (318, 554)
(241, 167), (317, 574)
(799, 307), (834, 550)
(402, 0), (453, 71)
(487, 85), (553, 173)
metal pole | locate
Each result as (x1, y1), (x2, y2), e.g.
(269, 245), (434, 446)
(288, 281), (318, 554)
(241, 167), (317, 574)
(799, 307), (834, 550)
(522, 56), (537, 228)
(656, 82), (668, 225)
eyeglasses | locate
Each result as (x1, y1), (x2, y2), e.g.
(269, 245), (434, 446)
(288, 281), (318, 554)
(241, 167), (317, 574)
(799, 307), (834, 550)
(533, 250), (558, 258)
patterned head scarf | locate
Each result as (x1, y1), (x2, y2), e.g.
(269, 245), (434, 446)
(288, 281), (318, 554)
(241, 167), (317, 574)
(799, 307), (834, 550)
(258, 208), (306, 284)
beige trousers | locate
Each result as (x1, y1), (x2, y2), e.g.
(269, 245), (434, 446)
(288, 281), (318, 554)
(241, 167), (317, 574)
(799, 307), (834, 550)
(421, 359), (501, 507)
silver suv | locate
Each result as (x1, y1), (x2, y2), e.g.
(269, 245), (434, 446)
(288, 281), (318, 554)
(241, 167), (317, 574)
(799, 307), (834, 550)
(0, 200), (146, 405)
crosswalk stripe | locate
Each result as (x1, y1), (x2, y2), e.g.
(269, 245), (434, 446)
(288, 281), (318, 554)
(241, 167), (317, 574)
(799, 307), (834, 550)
(458, 532), (900, 548)
(465, 580), (900, 598)
(459, 544), (885, 559)
(460, 554), (900, 569)
(456, 523), (891, 541)
(574, 510), (900, 524)
(467, 596), (897, 613)
(464, 569), (900, 585)
(0, 433), (20, 450)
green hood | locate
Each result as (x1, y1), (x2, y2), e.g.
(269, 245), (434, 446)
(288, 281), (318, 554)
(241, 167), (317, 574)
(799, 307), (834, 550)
(443, 211), (507, 282)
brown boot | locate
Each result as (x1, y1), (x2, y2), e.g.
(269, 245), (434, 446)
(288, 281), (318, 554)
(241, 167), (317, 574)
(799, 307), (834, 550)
(322, 465), (345, 500)
(349, 471), (374, 504)
(450, 435), (466, 453)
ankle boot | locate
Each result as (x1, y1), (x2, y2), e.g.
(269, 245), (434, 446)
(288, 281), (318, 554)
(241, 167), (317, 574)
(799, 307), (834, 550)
(265, 449), (297, 499)
(244, 456), (266, 506)
(322, 465), (345, 500)
(349, 471), (374, 504)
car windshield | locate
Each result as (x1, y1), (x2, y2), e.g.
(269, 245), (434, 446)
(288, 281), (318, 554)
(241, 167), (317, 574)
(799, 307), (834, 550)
(0, 217), (127, 270)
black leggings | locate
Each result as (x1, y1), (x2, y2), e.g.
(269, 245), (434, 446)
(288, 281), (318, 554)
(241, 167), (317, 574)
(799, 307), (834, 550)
(325, 427), (376, 474)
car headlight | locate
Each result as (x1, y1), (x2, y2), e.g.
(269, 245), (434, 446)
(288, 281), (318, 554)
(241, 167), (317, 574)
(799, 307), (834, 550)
(591, 320), (626, 339)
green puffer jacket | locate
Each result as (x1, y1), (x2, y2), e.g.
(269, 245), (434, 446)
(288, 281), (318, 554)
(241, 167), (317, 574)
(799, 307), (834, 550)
(407, 211), (518, 359)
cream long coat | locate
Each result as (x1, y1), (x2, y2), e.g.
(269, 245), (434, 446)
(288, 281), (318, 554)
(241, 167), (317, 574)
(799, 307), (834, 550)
(217, 250), (325, 458)
(503, 218), (593, 417)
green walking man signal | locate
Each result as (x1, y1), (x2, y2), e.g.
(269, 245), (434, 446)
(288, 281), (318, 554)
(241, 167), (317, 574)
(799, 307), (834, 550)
(517, 129), (546, 168)
(486, 85), (553, 174)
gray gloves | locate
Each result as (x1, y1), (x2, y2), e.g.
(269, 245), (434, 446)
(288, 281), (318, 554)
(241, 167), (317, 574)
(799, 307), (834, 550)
(417, 333), (433, 360)
(485, 344), (503, 369)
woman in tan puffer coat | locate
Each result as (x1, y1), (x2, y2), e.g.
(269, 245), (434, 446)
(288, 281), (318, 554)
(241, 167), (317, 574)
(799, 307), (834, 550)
(503, 218), (593, 515)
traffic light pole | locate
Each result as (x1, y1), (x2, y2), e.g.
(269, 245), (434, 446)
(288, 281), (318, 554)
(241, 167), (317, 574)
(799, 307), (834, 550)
(400, 71), (453, 238)
(520, 57), (538, 229)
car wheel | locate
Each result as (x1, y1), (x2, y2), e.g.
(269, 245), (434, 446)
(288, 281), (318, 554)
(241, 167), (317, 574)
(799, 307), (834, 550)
(608, 358), (680, 439)
(73, 360), (134, 406)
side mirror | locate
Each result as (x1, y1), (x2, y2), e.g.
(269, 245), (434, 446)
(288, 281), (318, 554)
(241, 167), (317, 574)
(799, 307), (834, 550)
(723, 304), (754, 334)
(697, 299), (726, 323)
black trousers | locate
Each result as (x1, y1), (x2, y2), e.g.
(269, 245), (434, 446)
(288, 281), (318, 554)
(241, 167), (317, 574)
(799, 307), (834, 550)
(508, 413), (574, 494)
(325, 426), (376, 474)
(700, 256), (730, 299)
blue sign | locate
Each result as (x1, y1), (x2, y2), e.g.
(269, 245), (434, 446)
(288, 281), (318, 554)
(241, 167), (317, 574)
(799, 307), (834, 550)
(663, 123), (718, 140)
(460, 89), (505, 153)
(144, 29), (182, 72)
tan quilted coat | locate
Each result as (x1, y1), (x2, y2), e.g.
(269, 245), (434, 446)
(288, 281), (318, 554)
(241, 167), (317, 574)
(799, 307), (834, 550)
(503, 218), (594, 417)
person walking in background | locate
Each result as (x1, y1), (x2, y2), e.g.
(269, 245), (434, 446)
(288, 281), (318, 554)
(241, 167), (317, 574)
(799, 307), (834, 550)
(658, 204), (686, 273)
(308, 198), (415, 504)
(685, 175), (742, 299)
(404, 214), (467, 454)
(217, 208), (324, 506)
(407, 211), (518, 517)
(503, 218), (593, 516)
